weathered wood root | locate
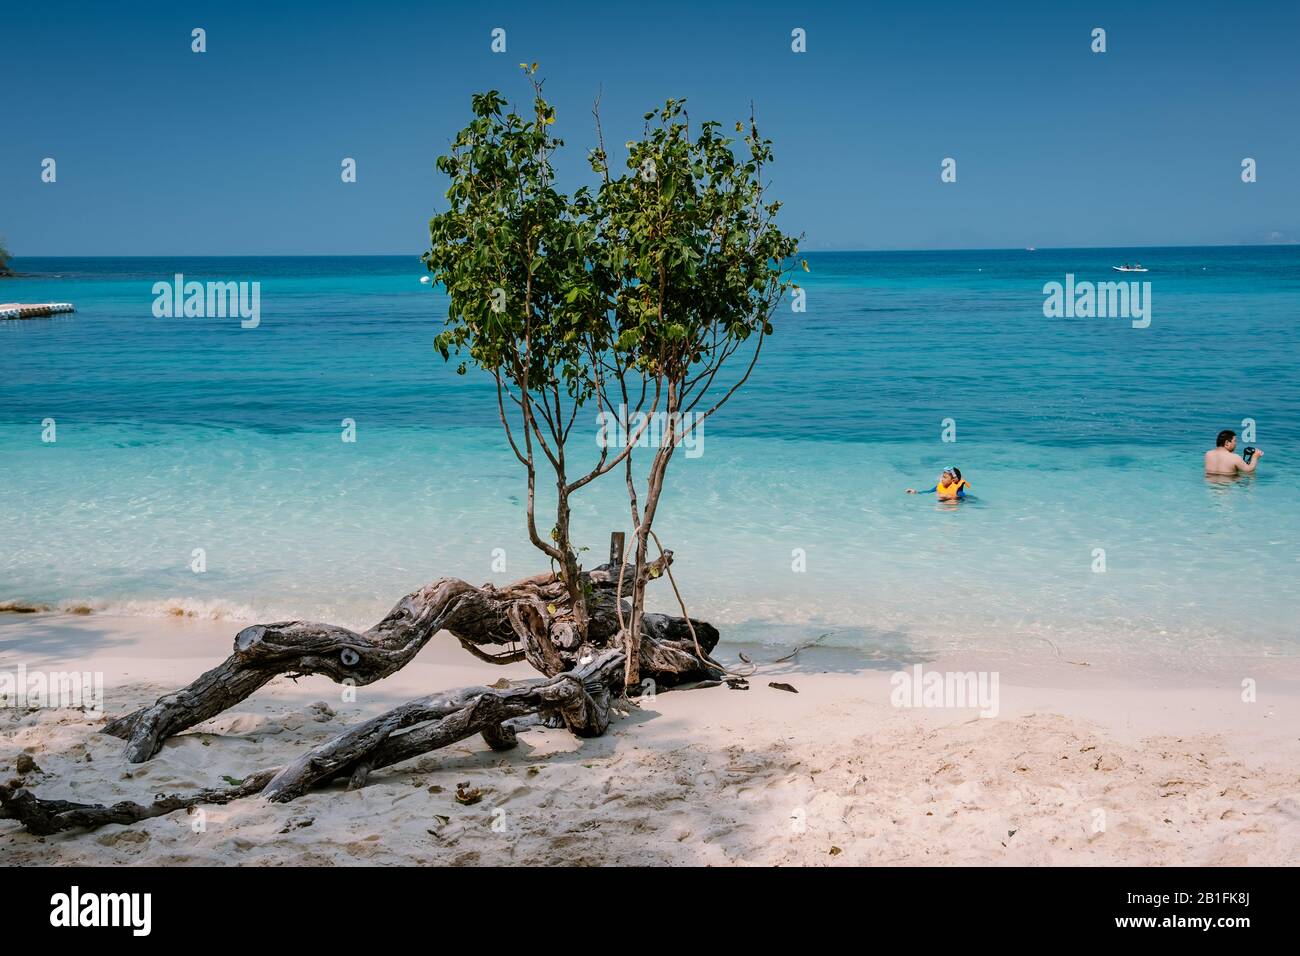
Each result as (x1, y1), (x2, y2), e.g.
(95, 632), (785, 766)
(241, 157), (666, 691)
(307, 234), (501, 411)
(103, 555), (719, 763)
(102, 576), (505, 762)
(2, 651), (625, 835)
(261, 648), (625, 802)
(0, 772), (277, 836)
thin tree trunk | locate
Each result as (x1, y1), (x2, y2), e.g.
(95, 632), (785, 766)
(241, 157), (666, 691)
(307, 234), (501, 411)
(625, 382), (681, 691)
(553, 481), (589, 646)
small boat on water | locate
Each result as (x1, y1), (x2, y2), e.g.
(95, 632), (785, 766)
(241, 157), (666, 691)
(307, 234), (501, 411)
(1113, 265), (1149, 273)
(0, 302), (76, 320)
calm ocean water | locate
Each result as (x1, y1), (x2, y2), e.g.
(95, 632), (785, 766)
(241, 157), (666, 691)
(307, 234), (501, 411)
(2, 248), (1297, 666)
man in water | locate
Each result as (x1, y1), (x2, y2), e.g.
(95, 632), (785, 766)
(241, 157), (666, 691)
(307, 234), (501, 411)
(1205, 429), (1263, 476)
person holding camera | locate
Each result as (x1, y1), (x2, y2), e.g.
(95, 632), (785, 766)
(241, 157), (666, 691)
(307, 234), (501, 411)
(1205, 429), (1262, 476)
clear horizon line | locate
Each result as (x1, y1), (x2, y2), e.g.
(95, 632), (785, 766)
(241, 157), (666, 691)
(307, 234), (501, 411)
(6, 240), (1298, 259)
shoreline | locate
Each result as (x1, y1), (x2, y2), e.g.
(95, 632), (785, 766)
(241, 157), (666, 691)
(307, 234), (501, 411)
(3, 612), (1298, 865)
(4, 602), (1297, 682)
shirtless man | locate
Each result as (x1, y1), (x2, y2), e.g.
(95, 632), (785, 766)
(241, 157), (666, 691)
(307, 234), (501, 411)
(1204, 429), (1262, 476)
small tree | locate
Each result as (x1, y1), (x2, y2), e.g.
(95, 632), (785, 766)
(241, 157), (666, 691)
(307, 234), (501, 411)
(424, 73), (657, 647)
(594, 100), (801, 689)
(2, 87), (782, 822)
(0, 238), (12, 276)
(426, 79), (796, 688)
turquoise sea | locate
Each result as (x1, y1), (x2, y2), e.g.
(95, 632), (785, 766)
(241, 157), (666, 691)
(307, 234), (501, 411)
(2, 247), (1297, 667)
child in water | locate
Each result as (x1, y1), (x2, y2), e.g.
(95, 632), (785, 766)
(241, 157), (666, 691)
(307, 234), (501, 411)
(907, 467), (970, 500)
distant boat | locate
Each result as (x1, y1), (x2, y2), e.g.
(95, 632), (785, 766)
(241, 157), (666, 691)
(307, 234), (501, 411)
(1025, 246), (1036, 251)
(1112, 265), (1149, 273)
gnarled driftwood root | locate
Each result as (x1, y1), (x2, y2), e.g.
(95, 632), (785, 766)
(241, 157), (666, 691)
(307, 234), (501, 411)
(103, 555), (721, 762)
(2, 651), (626, 835)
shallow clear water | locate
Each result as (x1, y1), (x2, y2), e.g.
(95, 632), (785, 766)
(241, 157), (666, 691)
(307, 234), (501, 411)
(2, 249), (1297, 666)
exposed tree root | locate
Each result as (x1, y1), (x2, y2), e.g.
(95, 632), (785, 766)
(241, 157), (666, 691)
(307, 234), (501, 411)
(0, 555), (730, 836)
(2, 650), (626, 835)
(102, 555), (721, 762)
(0, 771), (278, 837)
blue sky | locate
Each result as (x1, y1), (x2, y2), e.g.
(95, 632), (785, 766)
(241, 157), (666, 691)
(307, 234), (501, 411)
(2, 0), (1297, 254)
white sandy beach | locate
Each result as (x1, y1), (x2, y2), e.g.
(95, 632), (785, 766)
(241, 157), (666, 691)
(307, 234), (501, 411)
(2, 610), (1299, 866)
